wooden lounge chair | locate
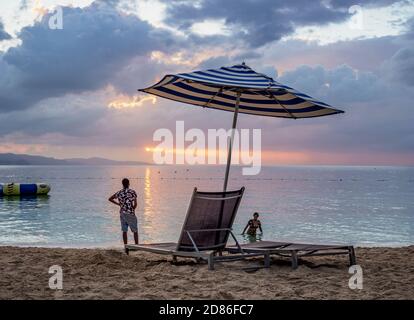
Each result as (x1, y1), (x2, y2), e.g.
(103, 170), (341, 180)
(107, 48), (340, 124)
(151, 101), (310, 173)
(226, 240), (356, 269)
(125, 187), (269, 270)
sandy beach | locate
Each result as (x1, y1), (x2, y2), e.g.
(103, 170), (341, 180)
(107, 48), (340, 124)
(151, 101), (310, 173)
(0, 246), (413, 300)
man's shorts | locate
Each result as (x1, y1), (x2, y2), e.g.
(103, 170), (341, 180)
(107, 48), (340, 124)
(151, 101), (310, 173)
(120, 213), (138, 232)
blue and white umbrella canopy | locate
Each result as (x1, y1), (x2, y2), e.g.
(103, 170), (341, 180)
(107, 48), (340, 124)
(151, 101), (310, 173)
(139, 63), (344, 119)
(139, 63), (344, 191)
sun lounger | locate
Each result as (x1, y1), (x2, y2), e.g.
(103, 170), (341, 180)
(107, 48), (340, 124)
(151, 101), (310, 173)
(226, 240), (356, 269)
(125, 187), (270, 270)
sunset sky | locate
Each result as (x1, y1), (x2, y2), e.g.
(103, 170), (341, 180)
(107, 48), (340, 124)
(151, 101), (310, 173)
(0, 0), (413, 165)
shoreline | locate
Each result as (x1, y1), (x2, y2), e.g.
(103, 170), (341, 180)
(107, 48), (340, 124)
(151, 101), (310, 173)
(1, 242), (413, 249)
(1, 245), (413, 300)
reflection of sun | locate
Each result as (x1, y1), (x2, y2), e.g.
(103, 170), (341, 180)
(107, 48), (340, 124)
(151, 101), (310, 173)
(145, 147), (164, 153)
(143, 168), (152, 225)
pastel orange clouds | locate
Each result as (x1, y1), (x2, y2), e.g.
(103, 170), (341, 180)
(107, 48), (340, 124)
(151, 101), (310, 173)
(108, 95), (156, 109)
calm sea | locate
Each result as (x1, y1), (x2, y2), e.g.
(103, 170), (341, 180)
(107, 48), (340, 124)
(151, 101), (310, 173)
(0, 165), (413, 247)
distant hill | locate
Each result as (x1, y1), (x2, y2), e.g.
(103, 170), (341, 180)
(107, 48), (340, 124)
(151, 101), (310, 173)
(0, 153), (149, 166)
(66, 157), (149, 166)
(0, 153), (69, 165)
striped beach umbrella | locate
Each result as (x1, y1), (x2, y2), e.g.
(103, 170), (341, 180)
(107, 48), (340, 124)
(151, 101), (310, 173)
(140, 63), (344, 191)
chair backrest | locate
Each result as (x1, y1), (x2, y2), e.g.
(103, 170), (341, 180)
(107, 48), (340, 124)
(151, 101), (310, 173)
(176, 187), (245, 252)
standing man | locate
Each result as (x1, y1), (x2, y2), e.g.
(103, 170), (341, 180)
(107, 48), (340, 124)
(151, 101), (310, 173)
(108, 178), (138, 248)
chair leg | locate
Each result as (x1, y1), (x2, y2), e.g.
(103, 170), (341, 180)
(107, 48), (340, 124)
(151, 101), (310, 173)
(348, 247), (356, 266)
(196, 257), (204, 263)
(264, 253), (270, 268)
(291, 251), (298, 270)
(208, 253), (215, 270)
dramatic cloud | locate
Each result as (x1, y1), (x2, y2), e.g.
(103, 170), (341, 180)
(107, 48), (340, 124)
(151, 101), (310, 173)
(0, 0), (413, 164)
(329, 0), (401, 8)
(279, 64), (387, 104)
(0, 0), (178, 113)
(384, 46), (414, 86)
(404, 17), (414, 39)
(382, 17), (414, 86)
(0, 21), (11, 40)
(162, 0), (403, 47)
(263, 36), (403, 73)
(272, 64), (414, 155)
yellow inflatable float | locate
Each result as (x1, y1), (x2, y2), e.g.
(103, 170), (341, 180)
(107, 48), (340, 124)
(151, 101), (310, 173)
(0, 183), (50, 196)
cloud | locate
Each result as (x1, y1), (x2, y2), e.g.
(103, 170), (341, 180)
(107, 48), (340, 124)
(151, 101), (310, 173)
(0, 21), (11, 40)
(0, 0), (178, 113)
(0, 89), (109, 138)
(382, 18), (414, 86)
(384, 46), (414, 86)
(404, 17), (414, 39)
(278, 64), (390, 105)
(254, 62), (414, 156)
(162, 0), (402, 47)
(195, 51), (270, 72)
(0, 0), (413, 164)
(1, 60), (413, 165)
(261, 36), (403, 73)
(328, 0), (402, 9)
(196, 55), (234, 70)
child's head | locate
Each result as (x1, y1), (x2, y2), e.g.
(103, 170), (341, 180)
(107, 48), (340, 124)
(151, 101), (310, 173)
(253, 212), (259, 219)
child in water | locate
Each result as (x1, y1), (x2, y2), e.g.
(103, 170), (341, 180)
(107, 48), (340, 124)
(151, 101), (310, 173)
(242, 212), (263, 240)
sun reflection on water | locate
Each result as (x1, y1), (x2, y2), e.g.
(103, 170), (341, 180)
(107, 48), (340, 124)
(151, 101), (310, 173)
(143, 167), (153, 231)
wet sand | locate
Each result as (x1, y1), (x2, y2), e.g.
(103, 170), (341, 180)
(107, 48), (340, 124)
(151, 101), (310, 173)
(0, 246), (413, 299)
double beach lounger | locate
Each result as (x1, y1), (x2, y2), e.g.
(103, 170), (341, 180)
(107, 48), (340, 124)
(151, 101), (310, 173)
(126, 187), (356, 270)
(125, 187), (269, 270)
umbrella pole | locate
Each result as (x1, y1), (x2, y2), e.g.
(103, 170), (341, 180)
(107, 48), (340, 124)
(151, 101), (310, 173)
(223, 90), (241, 192)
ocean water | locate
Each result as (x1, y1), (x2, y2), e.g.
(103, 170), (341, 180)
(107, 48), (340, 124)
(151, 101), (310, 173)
(0, 165), (413, 248)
